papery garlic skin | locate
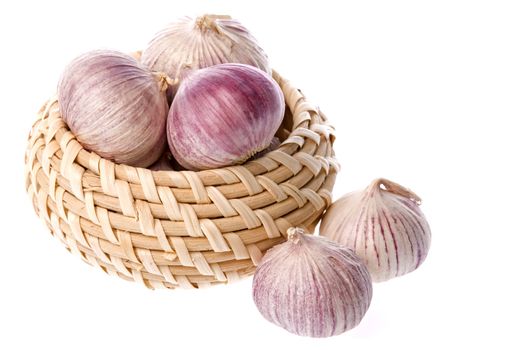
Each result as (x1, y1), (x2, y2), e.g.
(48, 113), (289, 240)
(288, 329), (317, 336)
(58, 50), (168, 167)
(167, 63), (284, 170)
(320, 178), (431, 282)
(252, 227), (373, 338)
(141, 14), (271, 98)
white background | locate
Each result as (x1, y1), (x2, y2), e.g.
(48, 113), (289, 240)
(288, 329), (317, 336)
(1, 0), (524, 349)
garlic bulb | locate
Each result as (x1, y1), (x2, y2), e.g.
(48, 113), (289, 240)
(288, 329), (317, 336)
(167, 63), (285, 170)
(252, 227), (373, 338)
(58, 50), (168, 167)
(141, 14), (270, 99)
(320, 178), (431, 282)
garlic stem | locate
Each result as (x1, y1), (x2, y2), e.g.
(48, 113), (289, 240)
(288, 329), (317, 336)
(195, 14), (232, 34)
(287, 227), (303, 244)
(152, 72), (177, 92)
(370, 178), (422, 205)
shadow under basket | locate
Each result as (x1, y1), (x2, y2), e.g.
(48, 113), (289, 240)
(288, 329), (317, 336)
(24, 70), (339, 289)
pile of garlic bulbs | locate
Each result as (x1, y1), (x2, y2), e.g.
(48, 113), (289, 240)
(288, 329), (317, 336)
(58, 15), (282, 170)
(53, 13), (432, 339)
(253, 178), (431, 337)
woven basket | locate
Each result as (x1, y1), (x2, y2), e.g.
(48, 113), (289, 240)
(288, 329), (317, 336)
(24, 70), (338, 289)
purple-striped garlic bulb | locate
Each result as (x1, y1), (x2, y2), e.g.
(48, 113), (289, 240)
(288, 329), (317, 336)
(141, 14), (270, 100)
(167, 63), (285, 170)
(58, 50), (169, 167)
(320, 178), (431, 282)
(252, 227), (373, 338)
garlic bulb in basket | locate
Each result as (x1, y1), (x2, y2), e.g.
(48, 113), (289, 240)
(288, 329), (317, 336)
(252, 227), (373, 338)
(58, 50), (169, 167)
(320, 178), (431, 282)
(142, 14), (270, 99)
(167, 63), (285, 170)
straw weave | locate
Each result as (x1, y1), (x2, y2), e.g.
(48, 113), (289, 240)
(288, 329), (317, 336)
(24, 71), (338, 289)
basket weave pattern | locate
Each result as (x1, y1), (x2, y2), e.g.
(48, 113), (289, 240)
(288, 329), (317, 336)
(24, 71), (338, 289)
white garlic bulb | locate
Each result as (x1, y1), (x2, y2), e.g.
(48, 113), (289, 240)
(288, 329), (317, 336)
(141, 14), (271, 99)
(252, 227), (373, 338)
(320, 178), (431, 282)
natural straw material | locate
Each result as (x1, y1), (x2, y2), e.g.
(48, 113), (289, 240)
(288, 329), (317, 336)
(24, 71), (338, 289)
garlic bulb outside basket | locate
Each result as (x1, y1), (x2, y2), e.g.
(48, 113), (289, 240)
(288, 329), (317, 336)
(320, 178), (431, 282)
(141, 14), (271, 99)
(252, 227), (373, 338)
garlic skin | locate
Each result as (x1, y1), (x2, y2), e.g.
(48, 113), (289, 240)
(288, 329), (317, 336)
(320, 178), (431, 282)
(167, 63), (285, 170)
(252, 227), (373, 338)
(58, 50), (168, 167)
(141, 14), (270, 98)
